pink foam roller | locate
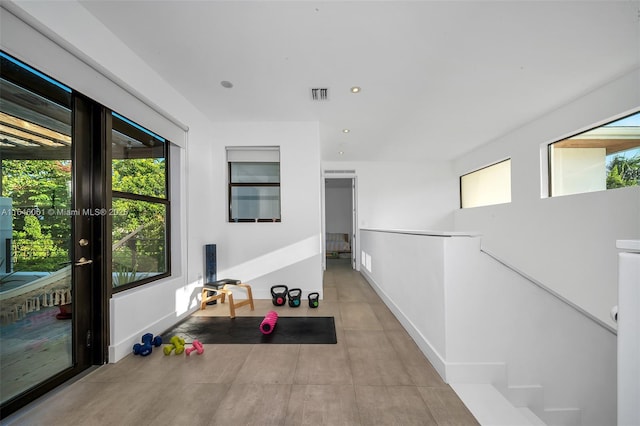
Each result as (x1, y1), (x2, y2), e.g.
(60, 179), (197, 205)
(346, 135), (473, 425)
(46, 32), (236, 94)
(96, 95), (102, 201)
(260, 310), (278, 334)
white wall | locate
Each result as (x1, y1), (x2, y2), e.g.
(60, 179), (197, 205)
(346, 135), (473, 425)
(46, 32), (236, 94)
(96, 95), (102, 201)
(360, 230), (449, 376)
(617, 244), (640, 426)
(360, 229), (617, 426)
(188, 121), (324, 300)
(444, 237), (616, 426)
(453, 68), (640, 328)
(322, 160), (458, 231)
(3, 1), (323, 362)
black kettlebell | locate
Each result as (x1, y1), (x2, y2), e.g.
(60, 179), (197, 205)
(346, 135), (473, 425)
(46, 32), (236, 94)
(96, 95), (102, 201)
(308, 292), (319, 308)
(271, 285), (288, 306)
(287, 288), (302, 307)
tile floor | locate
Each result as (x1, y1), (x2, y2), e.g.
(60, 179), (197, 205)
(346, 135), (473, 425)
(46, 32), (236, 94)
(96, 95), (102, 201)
(4, 259), (478, 425)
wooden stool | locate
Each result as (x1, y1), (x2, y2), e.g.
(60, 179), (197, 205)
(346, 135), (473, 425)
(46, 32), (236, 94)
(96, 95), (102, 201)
(201, 279), (254, 318)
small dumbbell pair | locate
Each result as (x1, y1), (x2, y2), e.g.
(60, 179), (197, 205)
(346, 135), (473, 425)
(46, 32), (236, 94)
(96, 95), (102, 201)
(185, 339), (204, 356)
(132, 333), (162, 356)
(164, 336), (204, 356)
(163, 335), (185, 355)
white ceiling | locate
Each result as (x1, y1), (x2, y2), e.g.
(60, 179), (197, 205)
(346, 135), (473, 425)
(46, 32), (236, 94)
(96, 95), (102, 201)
(79, 1), (639, 163)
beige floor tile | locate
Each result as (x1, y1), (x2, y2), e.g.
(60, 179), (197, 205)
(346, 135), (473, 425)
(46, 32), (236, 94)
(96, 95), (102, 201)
(323, 277), (337, 288)
(233, 344), (300, 384)
(336, 285), (368, 302)
(145, 383), (230, 426)
(384, 330), (447, 387)
(418, 387), (480, 426)
(355, 385), (438, 425)
(344, 329), (397, 354)
(348, 350), (414, 386)
(285, 384), (360, 426)
(172, 344), (254, 384)
(294, 344), (353, 385)
(81, 344), (175, 383)
(7, 381), (113, 426)
(321, 286), (338, 301)
(359, 285), (383, 303)
(18, 381), (180, 425)
(211, 383), (291, 426)
(345, 330), (413, 385)
(370, 302), (404, 330)
(305, 301), (340, 319)
(6, 260), (477, 426)
(339, 302), (383, 330)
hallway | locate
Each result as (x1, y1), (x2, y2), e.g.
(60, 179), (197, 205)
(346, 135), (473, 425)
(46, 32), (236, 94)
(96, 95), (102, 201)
(4, 259), (478, 425)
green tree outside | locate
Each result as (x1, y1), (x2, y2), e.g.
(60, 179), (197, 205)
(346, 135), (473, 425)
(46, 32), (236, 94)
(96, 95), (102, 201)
(111, 158), (166, 281)
(2, 157), (166, 275)
(1, 159), (71, 271)
(606, 153), (640, 189)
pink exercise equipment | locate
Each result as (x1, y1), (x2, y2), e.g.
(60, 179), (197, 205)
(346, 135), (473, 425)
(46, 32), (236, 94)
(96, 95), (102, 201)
(260, 310), (279, 334)
(185, 339), (204, 356)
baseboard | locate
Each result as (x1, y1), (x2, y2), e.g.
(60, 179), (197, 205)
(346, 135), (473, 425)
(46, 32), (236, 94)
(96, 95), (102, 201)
(361, 269), (448, 381)
(451, 383), (540, 426)
(541, 408), (581, 426)
(108, 308), (195, 363)
(446, 362), (507, 389)
(507, 384), (544, 410)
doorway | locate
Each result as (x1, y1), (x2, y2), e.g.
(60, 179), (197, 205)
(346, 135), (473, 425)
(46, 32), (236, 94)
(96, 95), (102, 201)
(0, 52), (106, 417)
(323, 176), (357, 270)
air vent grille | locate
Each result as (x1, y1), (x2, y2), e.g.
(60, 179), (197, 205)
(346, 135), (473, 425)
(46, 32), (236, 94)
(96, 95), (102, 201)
(324, 169), (356, 174)
(311, 88), (329, 101)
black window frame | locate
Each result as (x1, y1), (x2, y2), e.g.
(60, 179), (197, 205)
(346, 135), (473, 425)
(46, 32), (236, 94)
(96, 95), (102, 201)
(109, 112), (171, 293)
(459, 158), (512, 209)
(547, 110), (640, 197)
(228, 161), (281, 223)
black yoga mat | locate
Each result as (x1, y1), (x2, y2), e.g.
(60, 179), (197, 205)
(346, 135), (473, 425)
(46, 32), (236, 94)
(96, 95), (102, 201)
(161, 316), (337, 344)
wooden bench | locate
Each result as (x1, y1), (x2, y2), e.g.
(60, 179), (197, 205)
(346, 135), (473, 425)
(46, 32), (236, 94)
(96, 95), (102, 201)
(201, 279), (254, 318)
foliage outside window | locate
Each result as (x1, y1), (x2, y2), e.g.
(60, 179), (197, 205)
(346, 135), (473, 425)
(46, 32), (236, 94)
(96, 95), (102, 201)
(0, 52), (73, 274)
(227, 147), (280, 222)
(549, 111), (640, 197)
(2, 161), (72, 271)
(460, 159), (512, 208)
(111, 113), (169, 290)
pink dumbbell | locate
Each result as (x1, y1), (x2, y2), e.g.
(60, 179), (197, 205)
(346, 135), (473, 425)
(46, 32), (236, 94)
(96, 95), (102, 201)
(185, 339), (204, 356)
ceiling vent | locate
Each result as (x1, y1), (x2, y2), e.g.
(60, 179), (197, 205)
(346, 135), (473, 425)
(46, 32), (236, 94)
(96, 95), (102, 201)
(310, 88), (329, 101)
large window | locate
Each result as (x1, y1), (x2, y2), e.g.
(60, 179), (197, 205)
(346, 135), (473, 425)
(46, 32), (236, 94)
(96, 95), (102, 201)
(460, 159), (512, 208)
(227, 147), (280, 222)
(111, 113), (170, 290)
(549, 111), (640, 197)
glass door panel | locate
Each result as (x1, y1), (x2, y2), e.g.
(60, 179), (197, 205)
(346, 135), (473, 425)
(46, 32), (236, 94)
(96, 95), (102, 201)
(0, 54), (73, 406)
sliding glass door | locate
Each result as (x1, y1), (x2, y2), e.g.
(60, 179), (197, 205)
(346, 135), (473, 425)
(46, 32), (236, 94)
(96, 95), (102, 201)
(0, 52), (104, 417)
(0, 48), (172, 418)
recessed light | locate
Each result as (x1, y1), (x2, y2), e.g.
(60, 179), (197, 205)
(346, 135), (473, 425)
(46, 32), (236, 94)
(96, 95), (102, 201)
(221, 81), (233, 88)
(339, 151), (344, 155)
(350, 86), (361, 93)
(343, 129), (350, 133)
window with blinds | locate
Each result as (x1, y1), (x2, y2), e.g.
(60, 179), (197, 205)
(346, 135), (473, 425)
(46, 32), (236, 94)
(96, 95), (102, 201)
(226, 147), (281, 222)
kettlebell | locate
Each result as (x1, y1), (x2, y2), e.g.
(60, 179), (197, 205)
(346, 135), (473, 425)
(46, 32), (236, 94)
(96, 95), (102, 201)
(287, 288), (302, 308)
(308, 292), (320, 308)
(271, 285), (289, 306)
